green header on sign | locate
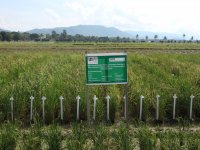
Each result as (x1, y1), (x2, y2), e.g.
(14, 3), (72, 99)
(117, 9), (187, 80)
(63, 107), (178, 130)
(86, 53), (128, 85)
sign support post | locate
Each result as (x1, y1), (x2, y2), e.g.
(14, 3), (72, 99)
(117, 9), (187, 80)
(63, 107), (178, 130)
(86, 85), (90, 124)
(106, 95), (110, 121)
(93, 95), (98, 121)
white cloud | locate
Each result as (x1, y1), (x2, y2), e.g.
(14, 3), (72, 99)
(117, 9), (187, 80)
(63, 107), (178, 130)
(44, 8), (62, 22)
(63, 0), (200, 35)
(1, 0), (200, 35)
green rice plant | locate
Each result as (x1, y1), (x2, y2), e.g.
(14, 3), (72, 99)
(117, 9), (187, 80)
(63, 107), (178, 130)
(20, 124), (43, 150)
(89, 123), (109, 149)
(0, 122), (19, 150)
(43, 124), (64, 150)
(112, 122), (132, 150)
(136, 126), (156, 150)
(65, 123), (88, 150)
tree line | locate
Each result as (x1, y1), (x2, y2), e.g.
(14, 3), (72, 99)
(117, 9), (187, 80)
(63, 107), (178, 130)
(0, 30), (199, 43)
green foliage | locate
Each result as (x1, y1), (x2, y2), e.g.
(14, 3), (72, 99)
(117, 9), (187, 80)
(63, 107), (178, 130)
(21, 124), (43, 150)
(44, 125), (64, 150)
(0, 122), (18, 150)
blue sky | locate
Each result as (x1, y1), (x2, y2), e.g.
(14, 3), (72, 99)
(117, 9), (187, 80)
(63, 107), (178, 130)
(1, 0), (200, 37)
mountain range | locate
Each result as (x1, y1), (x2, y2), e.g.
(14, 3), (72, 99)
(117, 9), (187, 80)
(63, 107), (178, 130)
(1, 25), (183, 39)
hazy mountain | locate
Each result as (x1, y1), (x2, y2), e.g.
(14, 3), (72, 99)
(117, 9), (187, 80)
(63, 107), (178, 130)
(126, 30), (182, 40)
(0, 28), (7, 32)
(27, 25), (133, 37)
(27, 25), (184, 39)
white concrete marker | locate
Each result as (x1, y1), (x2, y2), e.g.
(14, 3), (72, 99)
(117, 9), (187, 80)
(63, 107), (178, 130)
(139, 95), (144, 120)
(30, 96), (34, 121)
(106, 95), (110, 121)
(76, 95), (80, 121)
(173, 94), (177, 119)
(41, 96), (46, 123)
(190, 94), (195, 120)
(93, 95), (98, 121)
(59, 96), (64, 120)
(10, 97), (14, 121)
(123, 96), (126, 119)
(156, 95), (160, 120)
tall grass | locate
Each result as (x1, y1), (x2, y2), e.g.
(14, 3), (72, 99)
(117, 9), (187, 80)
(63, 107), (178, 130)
(0, 122), (19, 150)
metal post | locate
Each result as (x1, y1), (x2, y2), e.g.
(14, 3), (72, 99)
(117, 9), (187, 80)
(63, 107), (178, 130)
(125, 84), (128, 121)
(173, 94), (177, 120)
(86, 85), (90, 123)
(30, 96), (34, 121)
(42, 96), (46, 123)
(106, 95), (110, 121)
(76, 95), (80, 121)
(59, 96), (64, 121)
(139, 95), (144, 120)
(190, 95), (195, 120)
(10, 97), (14, 122)
(123, 96), (126, 119)
(93, 95), (98, 121)
(156, 95), (160, 120)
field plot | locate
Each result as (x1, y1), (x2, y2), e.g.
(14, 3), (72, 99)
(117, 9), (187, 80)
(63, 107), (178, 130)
(1, 42), (200, 149)
(0, 42), (200, 124)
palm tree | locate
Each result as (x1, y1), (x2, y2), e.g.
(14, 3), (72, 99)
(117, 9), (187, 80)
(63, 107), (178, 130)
(145, 35), (148, 42)
(190, 36), (194, 41)
(136, 34), (139, 41)
(163, 36), (167, 41)
(154, 35), (158, 41)
(183, 34), (186, 41)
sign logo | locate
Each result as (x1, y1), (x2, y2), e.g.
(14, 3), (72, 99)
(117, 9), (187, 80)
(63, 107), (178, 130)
(88, 57), (98, 64)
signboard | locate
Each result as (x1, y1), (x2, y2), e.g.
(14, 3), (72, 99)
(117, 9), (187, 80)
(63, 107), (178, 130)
(86, 53), (127, 85)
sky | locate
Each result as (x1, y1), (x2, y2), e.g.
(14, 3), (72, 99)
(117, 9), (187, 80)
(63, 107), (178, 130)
(0, 0), (200, 37)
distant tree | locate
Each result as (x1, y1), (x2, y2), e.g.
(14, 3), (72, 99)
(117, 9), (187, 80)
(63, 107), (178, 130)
(30, 33), (39, 41)
(190, 36), (194, 41)
(1, 31), (12, 41)
(163, 36), (167, 41)
(21, 32), (30, 41)
(145, 35), (148, 41)
(12, 32), (20, 41)
(116, 36), (120, 42)
(60, 30), (67, 41)
(183, 34), (186, 41)
(0, 33), (2, 41)
(154, 35), (158, 41)
(136, 34), (139, 41)
(51, 30), (58, 41)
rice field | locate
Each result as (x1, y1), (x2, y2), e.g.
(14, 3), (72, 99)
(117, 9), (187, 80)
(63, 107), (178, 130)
(1, 42), (200, 149)
(1, 42), (200, 124)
